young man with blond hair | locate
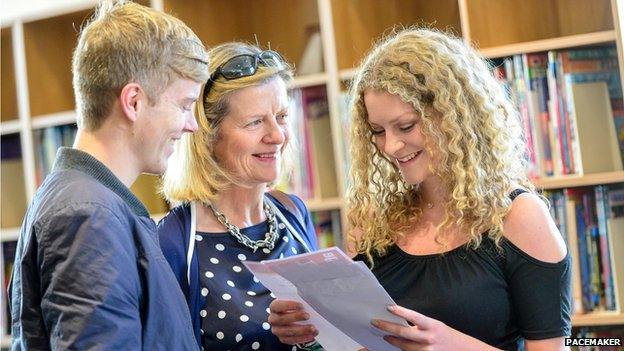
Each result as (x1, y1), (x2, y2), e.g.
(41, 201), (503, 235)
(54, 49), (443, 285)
(9, 1), (208, 349)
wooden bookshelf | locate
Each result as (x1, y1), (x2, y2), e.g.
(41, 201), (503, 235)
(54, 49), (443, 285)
(480, 30), (617, 58)
(164, 0), (321, 75)
(338, 68), (358, 81)
(462, 0), (614, 49)
(305, 197), (343, 212)
(0, 228), (20, 242)
(572, 312), (624, 327)
(1, 135), (27, 229)
(23, 10), (90, 119)
(30, 110), (77, 130)
(535, 171), (624, 189)
(130, 174), (169, 215)
(1, 28), (18, 122)
(331, 0), (462, 70)
(0, 120), (21, 136)
(291, 73), (329, 89)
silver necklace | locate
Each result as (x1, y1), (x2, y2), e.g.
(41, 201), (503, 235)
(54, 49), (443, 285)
(207, 201), (279, 252)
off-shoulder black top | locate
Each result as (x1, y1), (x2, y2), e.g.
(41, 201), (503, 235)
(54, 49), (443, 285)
(353, 190), (571, 350)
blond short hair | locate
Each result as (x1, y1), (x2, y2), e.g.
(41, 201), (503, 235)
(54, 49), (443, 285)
(162, 42), (294, 204)
(72, 0), (209, 131)
(347, 28), (535, 262)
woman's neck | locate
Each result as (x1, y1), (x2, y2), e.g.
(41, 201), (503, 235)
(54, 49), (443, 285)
(196, 185), (267, 232)
(417, 176), (447, 213)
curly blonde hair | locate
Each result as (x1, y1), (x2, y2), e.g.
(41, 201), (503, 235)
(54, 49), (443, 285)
(347, 28), (535, 263)
(162, 42), (294, 204)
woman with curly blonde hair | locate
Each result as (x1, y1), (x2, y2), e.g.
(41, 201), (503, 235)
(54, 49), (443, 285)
(269, 28), (571, 351)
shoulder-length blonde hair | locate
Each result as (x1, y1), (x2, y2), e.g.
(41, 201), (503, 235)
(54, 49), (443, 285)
(347, 28), (535, 263)
(162, 42), (294, 204)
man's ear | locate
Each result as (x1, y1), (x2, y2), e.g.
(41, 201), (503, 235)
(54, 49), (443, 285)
(119, 83), (144, 123)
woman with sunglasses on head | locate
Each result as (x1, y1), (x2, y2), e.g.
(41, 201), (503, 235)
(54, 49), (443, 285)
(269, 28), (571, 350)
(157, 42), (320, 351)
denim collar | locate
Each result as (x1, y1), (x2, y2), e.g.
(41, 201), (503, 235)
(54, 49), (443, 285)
(52, 147), (150, 217)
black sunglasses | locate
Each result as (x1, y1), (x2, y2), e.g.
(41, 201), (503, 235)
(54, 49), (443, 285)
(203, 50), (286, 98)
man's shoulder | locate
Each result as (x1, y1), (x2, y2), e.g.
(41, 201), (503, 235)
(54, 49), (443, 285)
(32, 170), (133, 226)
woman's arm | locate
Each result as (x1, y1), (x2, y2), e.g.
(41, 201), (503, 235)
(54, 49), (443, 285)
(525, 338), (569, 351)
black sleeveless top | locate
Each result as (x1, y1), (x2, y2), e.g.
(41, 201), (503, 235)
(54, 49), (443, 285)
(353, 190), (572, 350)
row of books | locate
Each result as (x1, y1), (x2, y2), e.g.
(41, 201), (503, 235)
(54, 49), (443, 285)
(34, 124), (77, 186)
(312, 210), (342, 249)
(278, 85), (338, 200)
(544, 185), (624, 314)
(495, 46), (624, 178)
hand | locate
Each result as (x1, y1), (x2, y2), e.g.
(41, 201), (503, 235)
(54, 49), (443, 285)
(371, 305), (500, 351)
(268, 299), (318, 345)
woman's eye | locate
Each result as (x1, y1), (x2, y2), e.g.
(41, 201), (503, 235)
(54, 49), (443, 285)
(277, 114), (288, 123)
(247, 119), (262, 127)
(399, 123), (415, 132)
(371, 129), (385, 135)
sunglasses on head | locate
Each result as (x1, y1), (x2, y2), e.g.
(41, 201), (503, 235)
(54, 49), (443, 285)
(203, 50), (286, 98)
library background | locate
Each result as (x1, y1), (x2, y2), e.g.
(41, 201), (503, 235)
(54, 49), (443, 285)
(1, 0), (624, 348)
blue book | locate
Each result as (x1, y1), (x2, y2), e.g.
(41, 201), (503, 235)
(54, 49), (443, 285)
(575, 202), (592, 311)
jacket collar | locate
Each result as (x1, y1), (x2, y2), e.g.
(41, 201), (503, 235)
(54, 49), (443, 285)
(52, 147), (150, 217)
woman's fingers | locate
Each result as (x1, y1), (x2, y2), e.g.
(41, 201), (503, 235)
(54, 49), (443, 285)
(268, 299), (318, 345)
(372, 319), (426, 342)
(387, 305), (432, 330)
(269, 299), (304, 313)
(271, 324), (318, 345)
(383, 335), (424, 350)
(268, 309), (310, 325)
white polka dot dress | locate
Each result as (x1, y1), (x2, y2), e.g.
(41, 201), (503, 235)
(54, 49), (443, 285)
(195, 214), (309, 350)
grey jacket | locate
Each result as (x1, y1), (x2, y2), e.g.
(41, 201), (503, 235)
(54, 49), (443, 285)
(9, 147), (198, 350)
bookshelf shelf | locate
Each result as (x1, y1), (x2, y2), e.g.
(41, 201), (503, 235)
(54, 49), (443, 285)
(31, 110), (77, 130)
(0, 120), (21, 135)
(305, 197), (343, 212)
(291, 73), (328, 89)
(0, 227), (20, 242)
(572, 312), (624, 327)
(338, 68), (357, 81)
(534, 171), (624, 189)
(480, 30), (617, 59)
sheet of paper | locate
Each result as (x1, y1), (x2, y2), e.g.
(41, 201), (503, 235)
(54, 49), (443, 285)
(243, 261), (362, 350)
(243, 247), (408, 351)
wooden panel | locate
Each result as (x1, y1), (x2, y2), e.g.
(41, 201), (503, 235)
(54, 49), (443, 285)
(1, 134), (26, 228)
(332, 0), (461, 70)
(1, 28), (18, 122)
(467, 0), (614, 49)
(24, 9), (93, 117)
(0, 158), (27, 227)
(164, 0), (319, 72)
(130, 174), (169, 215)
(534, 171), (624, 189)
